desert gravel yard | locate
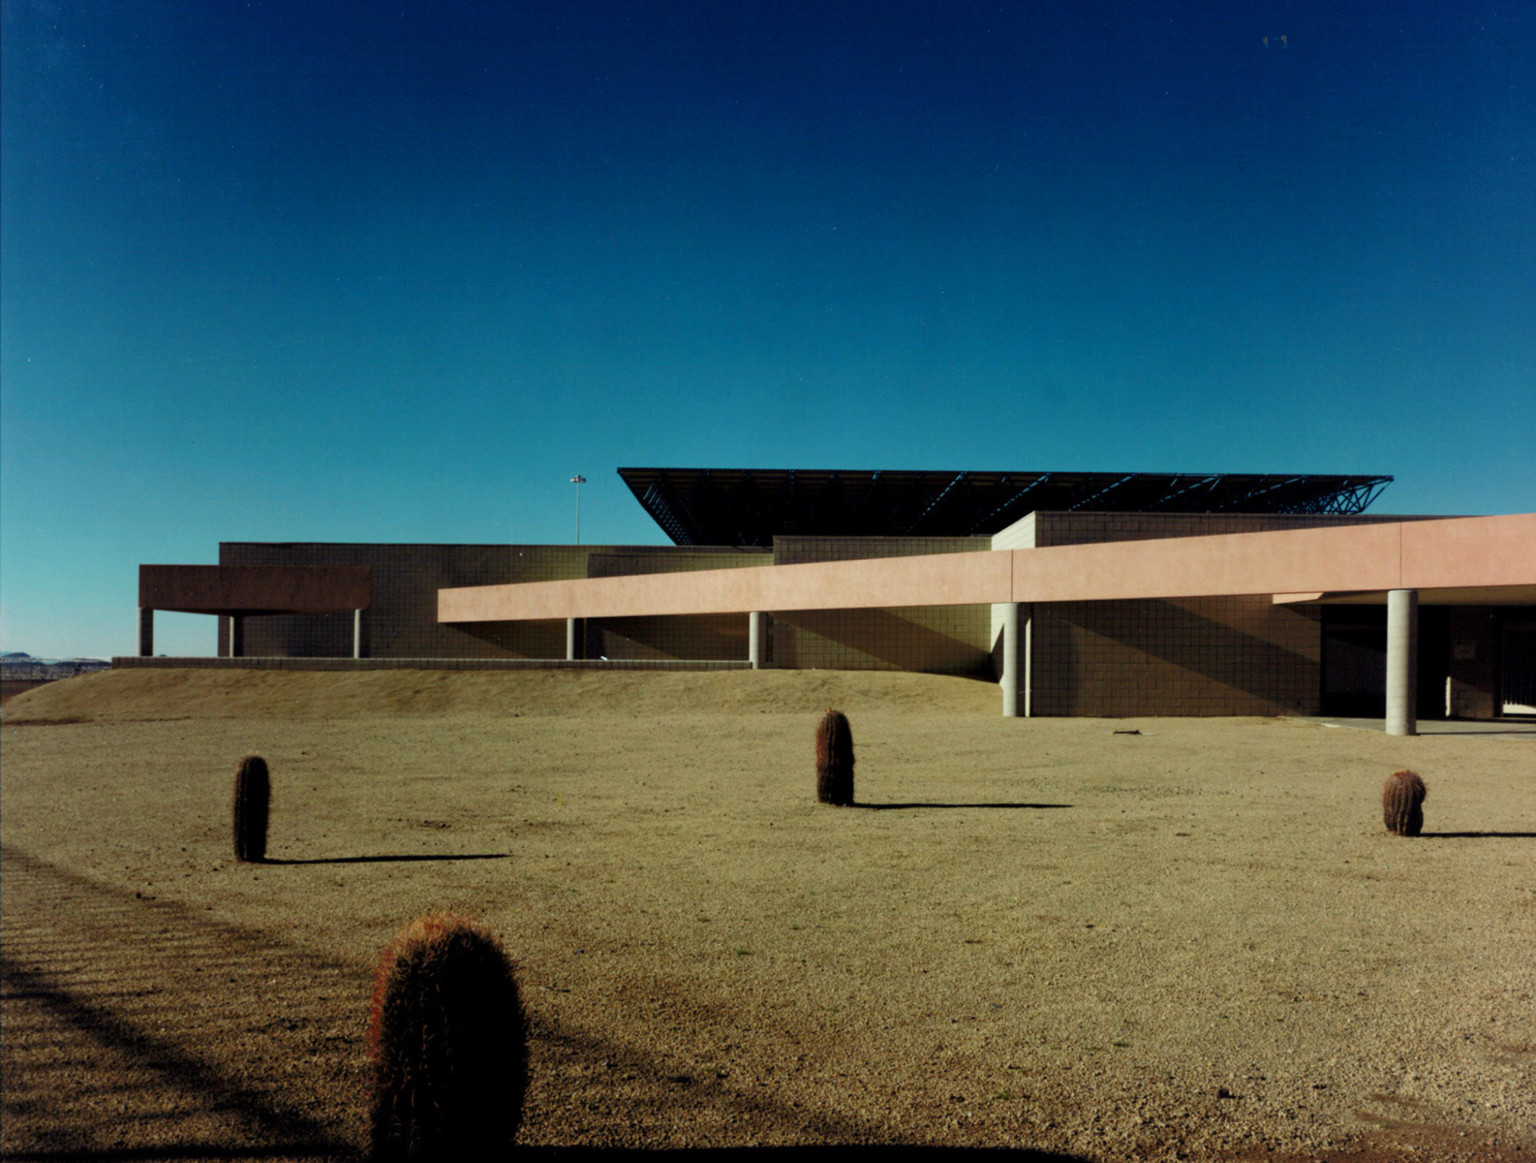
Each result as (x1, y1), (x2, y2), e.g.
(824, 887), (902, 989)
(2, 668), (1532, 1161)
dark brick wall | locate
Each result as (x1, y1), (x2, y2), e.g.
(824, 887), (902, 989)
(770, 537), (995, 676)
(217, 543), (774, 661)
(221, 543), (591, 659)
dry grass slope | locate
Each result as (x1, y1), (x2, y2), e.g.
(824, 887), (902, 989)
(1, 665), (1000, 723)
(3, 667), (1532, 1162)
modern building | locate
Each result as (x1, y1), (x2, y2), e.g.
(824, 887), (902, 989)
(133, 468), (1536, 732)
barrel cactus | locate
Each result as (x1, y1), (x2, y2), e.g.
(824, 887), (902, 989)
(368, 914), (528, 1161)
(1382, 769), (1427, 836)
(815, 709), (855, 806)
(232, 755), (270, 862)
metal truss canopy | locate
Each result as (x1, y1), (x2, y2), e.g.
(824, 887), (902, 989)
(618, 468), (1393, 547)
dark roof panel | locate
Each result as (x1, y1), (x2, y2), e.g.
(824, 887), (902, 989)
(618, 468), (1393, 547)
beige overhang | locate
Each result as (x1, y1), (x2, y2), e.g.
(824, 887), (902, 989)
(437, 514), (1535, 624)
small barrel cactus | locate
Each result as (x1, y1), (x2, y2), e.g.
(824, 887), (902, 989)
(815, 709), (855, 806)
(1382, 769), (1427, 836)
(232, 755), (270, 862)
(369, 914), (528, 1161)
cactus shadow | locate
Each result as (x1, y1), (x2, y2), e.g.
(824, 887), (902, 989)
(854, 802), (1073, 811)
(518, 1149), (1091, 1161)
(261, 852), (512, 865)
(1420, 831), (1536, 839)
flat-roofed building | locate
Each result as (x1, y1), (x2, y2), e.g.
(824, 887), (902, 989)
(132, 468), (1536, 729)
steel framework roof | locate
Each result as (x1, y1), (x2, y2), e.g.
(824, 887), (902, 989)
(618, 468), (1393, 547)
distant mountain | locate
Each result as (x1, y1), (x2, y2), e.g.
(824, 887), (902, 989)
(1, 656), (110, 677)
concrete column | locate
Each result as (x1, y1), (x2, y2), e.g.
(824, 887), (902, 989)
(138, 608), (154, 657)
(565, 617), (581, 662)
(1386, 589), (1418, 736)
(353, 609), (364, 659)
(748, 611), (766, 669)
(1021, 602), (1035, 718)
(1000, 602), (1019, 717)
(228, 615), (244, 659)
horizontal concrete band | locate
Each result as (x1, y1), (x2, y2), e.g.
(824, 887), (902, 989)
(438, 514), (1536, 623)
(441, 550), (1010, 623)
(111, 656), (752, 671)
(139, 565), (373, 614)
(1012, 514), (1536, 602)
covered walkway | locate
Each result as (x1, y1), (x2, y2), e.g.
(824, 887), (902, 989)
(439, 514), (1536, 733)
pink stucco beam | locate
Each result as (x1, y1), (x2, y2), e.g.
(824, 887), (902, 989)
(1400, 513), (1535, 589)
(439, 548), (1013, 622)
(437, 514), (1536, 624)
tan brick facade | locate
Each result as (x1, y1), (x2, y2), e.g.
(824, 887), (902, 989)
(999, 512), (1406, 717)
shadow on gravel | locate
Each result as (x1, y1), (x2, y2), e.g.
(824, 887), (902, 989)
(523, 1008), (1092, 1157)
(261, 852), (512, 865)
(0, 1148), (343, 1161)
(5, 846), (1091, 1161)
(0, 1144), (1092, 1162)
(853, 803), (1073, 811)
(0, 957), (353, 1163)
(1, 845), (364, 1161)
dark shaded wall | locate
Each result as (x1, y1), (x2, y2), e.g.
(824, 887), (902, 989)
(1035, 595), (1322, 717)
(1006, 512), (1411, 718)
(583, 547), (770, 661)
(220, 543), (772, 661)
(769, 536), (994, 677)
(221, 543), (590, 659)
(1446, 606), (1534, 719)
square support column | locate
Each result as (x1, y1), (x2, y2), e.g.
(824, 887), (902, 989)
(748, 610), (766, 669)
(228, 615), (244, 659)
(1386, 589), (1418, 736)
(138, 608), (154, 657)
(565, 617), (583, 662)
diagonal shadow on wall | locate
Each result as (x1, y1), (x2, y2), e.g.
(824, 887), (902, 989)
(1044, 599), (1318, 715)
(774, 608), (992, 677)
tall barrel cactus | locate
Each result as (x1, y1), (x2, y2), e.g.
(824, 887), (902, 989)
(815, 709), (855, 806)
(232, 755), (270, 862)
(369, 914), (528, 1161)
(1382, 769), (1427, 836)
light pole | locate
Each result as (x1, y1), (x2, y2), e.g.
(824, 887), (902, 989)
(570, 475), (586, 544)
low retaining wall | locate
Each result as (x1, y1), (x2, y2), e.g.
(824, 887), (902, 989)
(111, 657), (753, 672)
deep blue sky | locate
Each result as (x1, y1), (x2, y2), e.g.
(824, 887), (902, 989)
(3, 1), (1533, 657)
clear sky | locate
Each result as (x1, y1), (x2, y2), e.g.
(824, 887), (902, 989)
(2, 0), (1533, 658)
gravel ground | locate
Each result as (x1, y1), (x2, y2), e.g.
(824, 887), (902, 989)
(2, 668), (1532, 1161)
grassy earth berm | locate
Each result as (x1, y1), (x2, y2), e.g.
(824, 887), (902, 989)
(368, 914), (528, 1161)
(231, 754), (269, 862)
